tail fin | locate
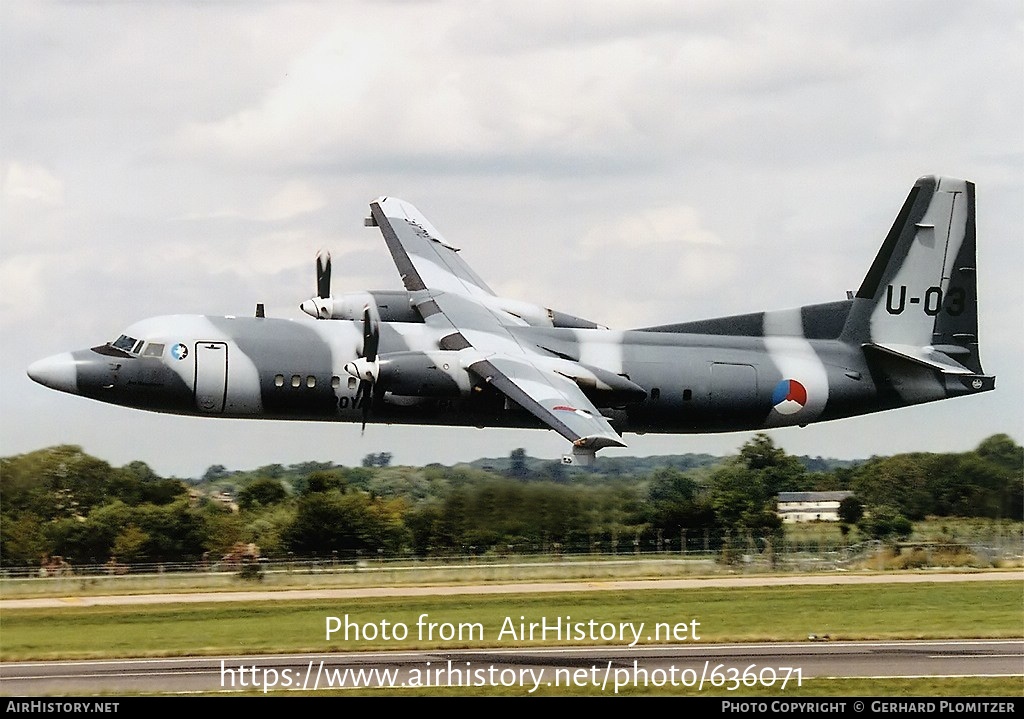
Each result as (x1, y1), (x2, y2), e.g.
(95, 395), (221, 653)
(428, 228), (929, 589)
(841, 176), (987, 377)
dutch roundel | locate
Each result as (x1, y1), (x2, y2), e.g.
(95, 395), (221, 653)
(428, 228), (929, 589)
(771, 379), (807, 415)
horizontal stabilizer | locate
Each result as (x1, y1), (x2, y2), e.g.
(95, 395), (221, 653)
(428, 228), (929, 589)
(864, 342), (974, 374)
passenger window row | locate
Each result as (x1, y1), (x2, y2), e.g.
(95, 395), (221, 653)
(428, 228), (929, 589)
(273, 374), (358, 391)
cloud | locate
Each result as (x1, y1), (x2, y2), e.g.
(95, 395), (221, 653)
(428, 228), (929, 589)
(2, 162), (64, 206)
(580, 205), (721, 251)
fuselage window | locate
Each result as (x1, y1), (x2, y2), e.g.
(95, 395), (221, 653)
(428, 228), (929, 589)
(683, 389), (692, 401)
(274, 374), (285, 388)
(348, 376), (357, 390)
(142, 343), (165, 358)
(331, 376), (341, 389)
(291, 375), (301, 388)
(306, 376), (316, 388)
(651, 388), (661, 400)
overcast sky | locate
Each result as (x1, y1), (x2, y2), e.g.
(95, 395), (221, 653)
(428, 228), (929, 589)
(2, 1), (1021, 478)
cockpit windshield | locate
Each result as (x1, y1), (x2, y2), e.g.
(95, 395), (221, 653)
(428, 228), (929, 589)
(96, 327), (169, 360)
(110, 334), (142, 353)
(111, 335), (139, 352)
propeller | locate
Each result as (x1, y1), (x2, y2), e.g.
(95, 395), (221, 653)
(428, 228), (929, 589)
(300, 250), (333, 319)
(316, 249), (331, 301)
(344, 304), (382, 432)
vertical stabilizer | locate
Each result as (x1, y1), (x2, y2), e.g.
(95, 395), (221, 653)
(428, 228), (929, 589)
(842, 176), (984, 374)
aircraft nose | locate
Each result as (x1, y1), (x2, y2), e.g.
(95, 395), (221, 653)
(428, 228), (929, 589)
(27, 353), (79, 394)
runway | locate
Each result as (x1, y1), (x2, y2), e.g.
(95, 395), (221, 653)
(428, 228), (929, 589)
(2, 640), (1021, 694)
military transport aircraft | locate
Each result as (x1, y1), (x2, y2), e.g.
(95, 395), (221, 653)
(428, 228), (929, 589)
(27, 176), (994, 464)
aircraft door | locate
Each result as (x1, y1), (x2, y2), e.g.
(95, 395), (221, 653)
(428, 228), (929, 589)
(709, 362), (758, 415)
(195, 342), (228, 413)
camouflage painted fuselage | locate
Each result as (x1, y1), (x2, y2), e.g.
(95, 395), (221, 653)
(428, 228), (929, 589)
(44, 301), (990, 436)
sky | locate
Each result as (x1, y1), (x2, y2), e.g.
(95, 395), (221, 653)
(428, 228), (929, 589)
(2, 1), (1021, 478)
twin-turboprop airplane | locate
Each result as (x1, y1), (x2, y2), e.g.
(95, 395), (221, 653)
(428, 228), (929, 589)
(28, 176), (994, 464)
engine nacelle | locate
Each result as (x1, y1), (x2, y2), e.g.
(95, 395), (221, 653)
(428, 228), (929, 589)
(301, 290), (603, 329)
(346, 351), (475, 397)
(300, 291), (422, 322)
(479, 296), (605, 329)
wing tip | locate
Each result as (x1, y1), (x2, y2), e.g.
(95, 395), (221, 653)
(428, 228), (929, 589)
(574, 435), (627, 450)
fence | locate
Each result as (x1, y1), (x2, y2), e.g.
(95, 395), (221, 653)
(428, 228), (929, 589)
(2, 534), (1020, 583)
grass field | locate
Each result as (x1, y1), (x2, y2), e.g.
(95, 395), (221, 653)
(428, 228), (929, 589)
(2, 562), (1021, 696)
(2, 580), (1021, 660)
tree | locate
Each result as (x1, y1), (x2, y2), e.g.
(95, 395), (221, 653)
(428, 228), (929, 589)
(707, 463), (782, 536)
(361, 453), (393, 468)
(303, 470), (348, 495)
(704, 435), (806, 539)
(858, 505), (912, 541)
(202, 464), (230, 483)
(646, 468), (713, 539)
(283, 490), (410, 555)
(112, 526), (149, 562)
(975, 434), (1023, 470)
(648, 467), (698, 504)
(850, 454), (936, 520)
(837, 496), (864, 525)
(0, 513), (50, 566)
(738, 434), (810, 496)
(238, 478), (287, 510)
(508, 448), (529, 479)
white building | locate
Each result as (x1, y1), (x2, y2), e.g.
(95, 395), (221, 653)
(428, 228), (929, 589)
(776, 491), (853, 523)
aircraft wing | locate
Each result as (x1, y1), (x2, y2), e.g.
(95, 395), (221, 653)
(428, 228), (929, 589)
(467, 354), (626, 450)
(369, 197), (496, 298)
(369, 198), (624, 451)
(424, 288), (625, 451)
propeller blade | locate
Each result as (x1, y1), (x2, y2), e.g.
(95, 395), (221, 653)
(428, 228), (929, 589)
(316, 250), (332, 299)
(360, 380), (372, 433)
(354, 378), (370, 433)
(350, 303), (382, 433)
(362, 304), (380, 361)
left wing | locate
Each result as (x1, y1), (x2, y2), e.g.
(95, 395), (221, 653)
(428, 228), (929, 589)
(369, 197), (625, 452)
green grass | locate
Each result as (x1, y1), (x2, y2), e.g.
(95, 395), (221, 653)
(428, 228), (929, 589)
(780, 517), (1023, 550)
(0, 556), (726, 598)
(2, 581), (1020, 661)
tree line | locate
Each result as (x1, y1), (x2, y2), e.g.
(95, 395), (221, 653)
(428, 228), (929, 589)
(1, 434), (1020, 567)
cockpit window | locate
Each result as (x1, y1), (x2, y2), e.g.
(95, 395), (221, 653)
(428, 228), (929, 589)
(111, 335), (139, 353)
(142, 343), (165, 358)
